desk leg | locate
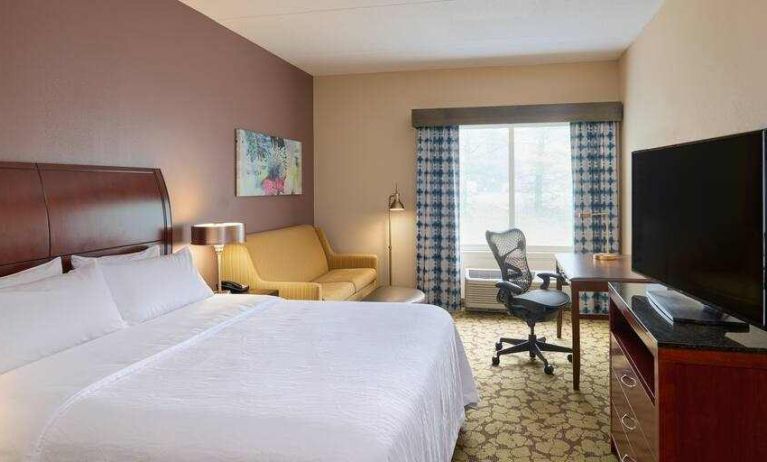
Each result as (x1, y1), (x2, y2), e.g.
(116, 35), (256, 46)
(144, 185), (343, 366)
(556, 283), (563, 339)
(556, 262), (563, 339)
(571, 282), (581, 391)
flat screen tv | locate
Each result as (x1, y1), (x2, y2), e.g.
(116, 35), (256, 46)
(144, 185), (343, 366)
(632, 129), (767, 328)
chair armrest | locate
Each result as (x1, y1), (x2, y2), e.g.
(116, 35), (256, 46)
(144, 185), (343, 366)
(496, 281), (524, 295)
(495, 281), (523, 306)
(536, 272), (566, 290)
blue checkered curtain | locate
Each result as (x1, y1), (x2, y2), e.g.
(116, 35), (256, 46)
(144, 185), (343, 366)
(571, 121), (619, 314)
(415, 126), (461, 311)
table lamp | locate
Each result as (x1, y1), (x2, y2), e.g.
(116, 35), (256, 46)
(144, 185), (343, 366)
(577, 211), (618, 261)
(191, 222), (245, 293)
(387, 184), (405, 286)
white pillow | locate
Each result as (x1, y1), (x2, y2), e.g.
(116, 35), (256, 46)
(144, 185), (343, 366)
(0, 258), (62, 289)
(98, 246), (213, 325)
(0, 263), (126, 374)
(71, 245), (161, 269)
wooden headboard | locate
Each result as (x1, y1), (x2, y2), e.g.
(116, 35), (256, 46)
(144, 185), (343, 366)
(0, 162), (172, 276)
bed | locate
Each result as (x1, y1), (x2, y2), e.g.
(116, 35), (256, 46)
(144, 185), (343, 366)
(0, 162), (478, 461)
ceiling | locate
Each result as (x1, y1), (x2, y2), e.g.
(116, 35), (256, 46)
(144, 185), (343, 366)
(179, 0), (663, 76)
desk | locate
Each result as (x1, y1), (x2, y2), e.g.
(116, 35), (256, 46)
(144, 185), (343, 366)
(554, 253), (647, 390)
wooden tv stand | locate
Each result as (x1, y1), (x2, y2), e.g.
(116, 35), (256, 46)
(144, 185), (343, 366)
(608, 283), (767, 461)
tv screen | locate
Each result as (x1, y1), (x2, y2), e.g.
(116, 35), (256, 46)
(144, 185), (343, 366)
(632, 130), (766, 327)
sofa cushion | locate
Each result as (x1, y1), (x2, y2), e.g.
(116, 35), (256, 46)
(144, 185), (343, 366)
(319, 281), (356, 301)
(244, 225), (328, 282)
(314, 268), (376, 292)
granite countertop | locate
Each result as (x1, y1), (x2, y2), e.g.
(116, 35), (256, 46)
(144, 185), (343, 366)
(610, 282), (767, 353)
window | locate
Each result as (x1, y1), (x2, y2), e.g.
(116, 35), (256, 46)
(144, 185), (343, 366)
(459, 123), (573, 251)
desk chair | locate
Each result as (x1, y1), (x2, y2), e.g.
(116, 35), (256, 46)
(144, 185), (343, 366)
(486, 229), (573, 374)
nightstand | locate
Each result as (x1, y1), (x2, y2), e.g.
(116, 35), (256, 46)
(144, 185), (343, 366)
(249, 288), (279, 296)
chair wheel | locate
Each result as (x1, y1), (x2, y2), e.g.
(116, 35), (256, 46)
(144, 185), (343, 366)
(539, 337), (546, 343)
(495, 342), (503, 351)
(544, 364), (554, 375)
(491, 356), (500, 367)
(567, 354), (573, 363)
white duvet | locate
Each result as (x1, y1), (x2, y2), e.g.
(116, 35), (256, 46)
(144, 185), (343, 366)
(0, 295), (478, 462)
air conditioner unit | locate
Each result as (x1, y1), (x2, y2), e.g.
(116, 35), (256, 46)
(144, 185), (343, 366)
(464, 268), (551, 312)
(464, 268), (506, 312)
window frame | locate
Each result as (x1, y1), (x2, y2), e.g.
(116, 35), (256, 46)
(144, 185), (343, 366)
(459, 121), (574, 254)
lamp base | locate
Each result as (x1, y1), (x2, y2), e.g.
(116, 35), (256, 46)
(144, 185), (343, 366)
(593, 252), (619, 261)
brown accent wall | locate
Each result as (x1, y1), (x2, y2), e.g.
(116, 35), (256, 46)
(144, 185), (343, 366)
(0, 0), (313, 283)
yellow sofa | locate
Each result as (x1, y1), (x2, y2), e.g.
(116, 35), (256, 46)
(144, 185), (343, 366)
(220, 225), (379, 301)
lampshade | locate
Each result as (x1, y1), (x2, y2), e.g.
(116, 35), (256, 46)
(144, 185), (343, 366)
(389, 195), (404, 211)
(191, 222), (245, 246)
(388, 184), (405, 211)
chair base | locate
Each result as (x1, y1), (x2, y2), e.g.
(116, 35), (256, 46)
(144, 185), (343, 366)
(491, 333), (573, 374)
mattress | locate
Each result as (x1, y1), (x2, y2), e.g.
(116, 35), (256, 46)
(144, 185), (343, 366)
(0, 295), (478, 461)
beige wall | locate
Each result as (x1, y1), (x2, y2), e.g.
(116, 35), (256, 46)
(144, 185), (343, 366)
(619, 0), (767, 251)
(314, 62), (620, 286)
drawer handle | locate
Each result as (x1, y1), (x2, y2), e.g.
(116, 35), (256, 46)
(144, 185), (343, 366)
(620, 373), (637, 388)
(621, 413), (637, 431)
(621, 455), (636, 462)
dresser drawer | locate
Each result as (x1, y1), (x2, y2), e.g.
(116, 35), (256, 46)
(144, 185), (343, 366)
(612, 407), (639, 462)
(611, 336), (657, 461)
(611, 335), (657, 440)
(612, 382), (656, 461)
(614, 367), (657, 456)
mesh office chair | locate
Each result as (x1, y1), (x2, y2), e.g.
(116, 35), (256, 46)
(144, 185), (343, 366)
(486, 229), (573, 374)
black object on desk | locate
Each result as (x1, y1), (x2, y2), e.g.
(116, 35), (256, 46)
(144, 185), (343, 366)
(221, 280), (249, 294)
(645, 284), (747, 329)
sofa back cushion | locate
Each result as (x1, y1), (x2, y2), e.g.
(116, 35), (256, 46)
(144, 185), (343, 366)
(245, 225), (328, 282)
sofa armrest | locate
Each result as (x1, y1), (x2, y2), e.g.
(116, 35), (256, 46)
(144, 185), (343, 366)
(315, 227), (379, 272)
(222, 244), (322, 300)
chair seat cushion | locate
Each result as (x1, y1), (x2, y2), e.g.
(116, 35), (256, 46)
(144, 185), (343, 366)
(314, 268), (376, 291)
(318, 281), (356, 301)
(517, 289), (570, 310)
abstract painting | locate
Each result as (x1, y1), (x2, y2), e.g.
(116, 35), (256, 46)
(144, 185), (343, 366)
(235, 128), (302, 196)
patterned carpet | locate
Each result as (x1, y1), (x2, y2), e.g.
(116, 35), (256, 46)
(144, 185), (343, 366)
(452, 310), (617, 462)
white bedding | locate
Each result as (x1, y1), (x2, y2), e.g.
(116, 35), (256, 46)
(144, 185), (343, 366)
(0, 295), (478, 462)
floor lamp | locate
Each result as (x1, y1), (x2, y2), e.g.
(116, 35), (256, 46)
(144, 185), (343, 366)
(387, 184), (405, 286)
